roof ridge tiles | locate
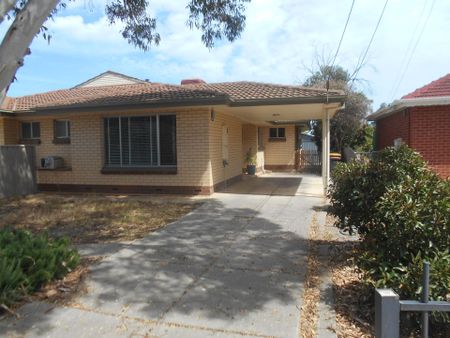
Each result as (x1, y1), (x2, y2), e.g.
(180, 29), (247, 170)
(402, 73), (450, 99)
(4, 77), (345, 112)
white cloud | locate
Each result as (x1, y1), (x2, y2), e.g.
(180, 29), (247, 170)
(7, 0), (450, 108)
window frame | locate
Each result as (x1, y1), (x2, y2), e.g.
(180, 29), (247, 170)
(54, 120), (70, 139)
(21, 121), (41, 140)
(269, 127), (286, 140)
(103, 113), (177, 170)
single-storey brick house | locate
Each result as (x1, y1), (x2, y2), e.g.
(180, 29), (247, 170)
(0, 71), (345, 194)
(368, 74), (450, 178)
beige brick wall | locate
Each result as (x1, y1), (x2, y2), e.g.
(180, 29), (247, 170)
(0, 118), (19, 145)
(209, 110), (243, 186)
(16, 108), (213, 188)
(18, 117), (72, 166)
(261, 125), (296, 167)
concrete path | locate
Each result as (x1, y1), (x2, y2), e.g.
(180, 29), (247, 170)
(0, 192), (325, 338)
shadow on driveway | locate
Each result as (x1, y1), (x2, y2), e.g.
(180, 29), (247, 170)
(1, 195), (329, 337)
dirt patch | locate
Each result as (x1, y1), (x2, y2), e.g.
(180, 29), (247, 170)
(299, 212), (321, 338)
(32, 256), (102, 305)
(0, 194), (198, 244)
(331, 243), (374, 338)
(329, 228), (448, 338)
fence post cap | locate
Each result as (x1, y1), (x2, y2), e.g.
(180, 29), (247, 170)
(376, 288), (399, 298)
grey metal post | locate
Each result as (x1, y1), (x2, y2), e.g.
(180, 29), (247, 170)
(375, 289), (400, 338)
(421, 261), (430, 338)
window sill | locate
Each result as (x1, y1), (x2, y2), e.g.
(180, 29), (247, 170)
(53, 138), (71, 144)
(268, 137), (286, 142)
(38, 166), (72, 171)
(101, 167), (177, 175)
(20, 139), (41, 145)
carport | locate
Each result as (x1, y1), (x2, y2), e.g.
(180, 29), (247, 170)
(215, 95), (345, 194)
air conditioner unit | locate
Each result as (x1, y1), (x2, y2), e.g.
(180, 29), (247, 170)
(41, 156), (64, 169)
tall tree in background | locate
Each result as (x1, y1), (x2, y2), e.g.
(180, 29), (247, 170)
(0, 0), (251, 101)
(303, 64), (373, 153)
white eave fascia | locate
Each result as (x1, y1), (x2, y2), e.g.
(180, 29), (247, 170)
(368, 96), (450, 121)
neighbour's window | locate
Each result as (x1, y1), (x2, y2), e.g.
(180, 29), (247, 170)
(54, 120), (70, 139)
(104, 115), (176, 167)
(21, 122), (40, 139)
(269, 127), (285, 139)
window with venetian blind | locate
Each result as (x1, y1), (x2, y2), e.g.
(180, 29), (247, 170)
(103, 115), (176, 168)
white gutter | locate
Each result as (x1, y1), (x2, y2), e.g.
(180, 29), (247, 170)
(368, 96), (450, 120)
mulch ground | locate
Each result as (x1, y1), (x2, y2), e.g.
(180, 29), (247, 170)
(0, 194), (198, 244)
(328, 215), (448, 338)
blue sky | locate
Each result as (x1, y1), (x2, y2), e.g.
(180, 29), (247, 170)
(2, 0), (450, 110)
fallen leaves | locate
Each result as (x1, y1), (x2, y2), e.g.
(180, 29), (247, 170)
(31, 256), (103, 305)
(299, 212), (321, 338)
(0, 194), (198, 244)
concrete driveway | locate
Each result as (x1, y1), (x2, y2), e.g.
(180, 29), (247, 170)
(0, 192), (324, 338)
(221, 172), (324, 197)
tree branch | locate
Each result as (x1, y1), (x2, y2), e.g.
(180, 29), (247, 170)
(0, 0), (59, 102)
(0, 0), (18, 24)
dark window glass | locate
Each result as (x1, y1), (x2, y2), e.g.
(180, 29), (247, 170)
(120, 117), (130, 165)
(130, 116), (151, 166)
(54, 120), (70, 138)
(269, 127), (285, 138)
(269, 128), (277, 138)
(22, 123), (31, 139)
(159, 115), (177, 165)
(107, 117), (121, 166)
(32, 122), (40, 138)
(22, 122), (40, 139)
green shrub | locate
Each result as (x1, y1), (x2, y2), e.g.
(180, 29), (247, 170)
(329, 146), (434, 235)
(328, 145), (450, 326)
(0, 229), (79, 306)
(364, 173), (449, 268)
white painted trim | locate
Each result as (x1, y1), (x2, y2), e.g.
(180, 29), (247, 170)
(368, 96), (450, 120)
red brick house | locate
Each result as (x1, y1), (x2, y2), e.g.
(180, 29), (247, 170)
(368, 74), (450, 178)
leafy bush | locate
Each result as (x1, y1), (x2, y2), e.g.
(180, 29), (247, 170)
(328, 146), (450, 326)
(329, 146), (434, 235)
(0, 229), (79, 306)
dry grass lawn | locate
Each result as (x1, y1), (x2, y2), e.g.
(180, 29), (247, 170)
(0, 194), (198, 244)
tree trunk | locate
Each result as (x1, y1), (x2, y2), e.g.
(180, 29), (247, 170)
(0, 0), (59, 104)
(0, 0), (18, 23)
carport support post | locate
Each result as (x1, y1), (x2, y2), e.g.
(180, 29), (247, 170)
(321, 111), (330, 194)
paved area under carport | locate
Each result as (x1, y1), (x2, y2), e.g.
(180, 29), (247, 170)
(0, 192), (326, 338)
(221, 172), (324, 197)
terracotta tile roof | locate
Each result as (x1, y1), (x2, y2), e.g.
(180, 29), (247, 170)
(402, 74), (450, 99)
(2, 83), (227, 112)
(2, 80), (344, 113)
(183, 81), (343, 102)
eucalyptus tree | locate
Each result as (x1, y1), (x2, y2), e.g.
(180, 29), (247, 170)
(0, 0), (251, 101)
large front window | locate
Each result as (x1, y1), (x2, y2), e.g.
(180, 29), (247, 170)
(104, 115), (176, 167)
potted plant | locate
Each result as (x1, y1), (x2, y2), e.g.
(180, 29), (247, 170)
(245, 148), (257, 175)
